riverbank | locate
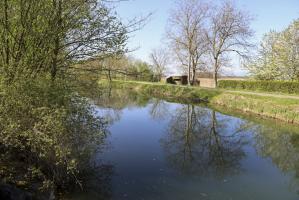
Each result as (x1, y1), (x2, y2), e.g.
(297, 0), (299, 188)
(99, 80), (299, 124)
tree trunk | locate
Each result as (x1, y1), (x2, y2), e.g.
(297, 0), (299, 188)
(188, 66), (191, 86)
(108, 69), (112, 82)
(213, 59), (218, 88)
(4, 0), (9, 66)
(192, 67), (196, 86)
(213, 71), (218, 88)
(51, 38), (59, 80)
(188, 55), (192, 86)
(51, 0), (62, 81)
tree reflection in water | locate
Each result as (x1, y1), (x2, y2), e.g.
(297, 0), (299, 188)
(160, 103), (249, 177)
(91, 88), (299, 194)
(93, 91), (299, 196)
(252, 123), (299, 193)
(149, 99), (171, 121)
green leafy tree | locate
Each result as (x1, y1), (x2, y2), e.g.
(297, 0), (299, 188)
(0, 0), (129, 83)
(247, 19), (299, 80)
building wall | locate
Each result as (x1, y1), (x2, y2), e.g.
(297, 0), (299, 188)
(198, 77), (247, 88)
(197, 78), (216, 88)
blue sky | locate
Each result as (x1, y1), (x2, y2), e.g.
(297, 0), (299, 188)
(115, 0), (299, 75)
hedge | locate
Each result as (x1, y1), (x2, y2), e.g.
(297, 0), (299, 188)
(218, 80), (299, 94)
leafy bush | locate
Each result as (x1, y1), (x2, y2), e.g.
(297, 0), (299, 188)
(0, 77), (108, 196)
(218, 80), (299, 94)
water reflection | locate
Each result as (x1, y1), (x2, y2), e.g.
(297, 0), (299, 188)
(94, 86), (151, 110)
(14, 84), (294, 200)
(160, 104), (248, 177)
(149, 99), (171, 121)
(252, 123), (299, 193)
(62, 164), (113, 200)
(93, 90), (299, 199)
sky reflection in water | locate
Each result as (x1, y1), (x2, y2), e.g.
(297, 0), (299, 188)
(81, 94), (299, 200)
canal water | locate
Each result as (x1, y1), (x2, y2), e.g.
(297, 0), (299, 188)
(67, 93), (299, 200)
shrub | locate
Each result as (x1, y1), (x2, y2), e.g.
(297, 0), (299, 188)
(0, 77), (108, 196)
(218, 80), (299, 94)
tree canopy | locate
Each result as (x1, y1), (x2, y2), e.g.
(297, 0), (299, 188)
(0, 0), (129, 83)
(246, 19), (299, 81)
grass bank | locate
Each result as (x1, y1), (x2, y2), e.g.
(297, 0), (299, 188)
(99, 80), (299, 124)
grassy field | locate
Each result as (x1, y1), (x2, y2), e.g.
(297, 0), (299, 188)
(98, 80), (299, 124)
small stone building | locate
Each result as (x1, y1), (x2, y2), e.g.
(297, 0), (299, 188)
(163, 73), (247, 88)
(165, 75), (188, 85)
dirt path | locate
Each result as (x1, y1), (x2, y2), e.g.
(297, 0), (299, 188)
(226, 90), (299, 100)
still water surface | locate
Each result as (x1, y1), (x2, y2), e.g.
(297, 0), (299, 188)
(70, 96), (299, 200)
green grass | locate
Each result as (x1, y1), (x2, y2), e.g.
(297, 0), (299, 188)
(211, 93), (299, 124)
(99, 80), (299, 124)
(218, 80), (299, 95)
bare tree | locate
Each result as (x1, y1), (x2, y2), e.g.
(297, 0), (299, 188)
(205, 1), (253, 87)
(166, 0), (209, 86)
(150, 48), (169, 81)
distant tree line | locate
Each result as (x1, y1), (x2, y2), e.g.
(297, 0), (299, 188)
(73, 55), (159, 82)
